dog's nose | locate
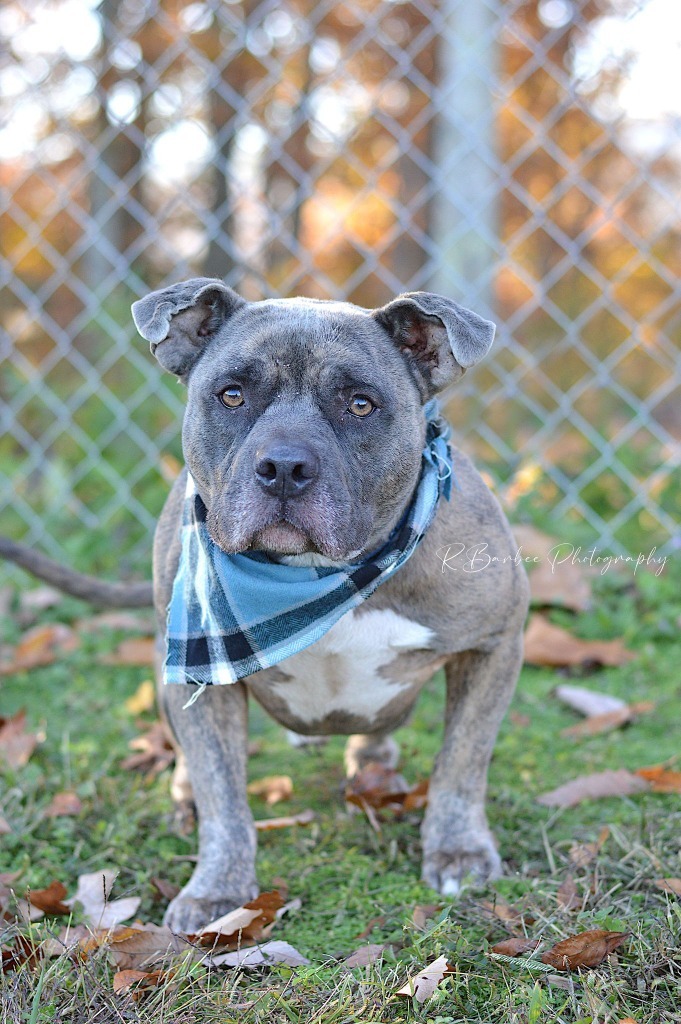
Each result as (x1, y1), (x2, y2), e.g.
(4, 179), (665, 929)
(254, 443), (319, 499)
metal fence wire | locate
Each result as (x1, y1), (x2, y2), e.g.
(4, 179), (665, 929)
(1, 0), (680, 579)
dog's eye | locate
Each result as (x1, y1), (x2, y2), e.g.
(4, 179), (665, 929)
(348, 395), (374, 417)
(220, 386), (244, 408)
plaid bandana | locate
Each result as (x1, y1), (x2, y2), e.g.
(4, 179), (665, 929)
(164, 400), (452, 688)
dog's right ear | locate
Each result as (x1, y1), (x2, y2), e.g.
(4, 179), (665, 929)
(132, 278), (245, 378)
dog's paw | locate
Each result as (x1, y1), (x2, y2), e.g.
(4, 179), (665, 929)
(164, 888), (258, 935)
(421, 831), (502, 897)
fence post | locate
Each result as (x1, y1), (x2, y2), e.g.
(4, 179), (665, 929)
(430, 0), (500, 317)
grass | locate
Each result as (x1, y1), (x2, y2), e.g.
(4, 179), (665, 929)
(1, 560), (681, 1022)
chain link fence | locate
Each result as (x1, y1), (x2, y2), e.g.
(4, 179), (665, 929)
(2, 0), (680, 579)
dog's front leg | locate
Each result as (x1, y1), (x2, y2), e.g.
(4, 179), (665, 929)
(421, 633), (523, 896)
(162, 682), (258, 933)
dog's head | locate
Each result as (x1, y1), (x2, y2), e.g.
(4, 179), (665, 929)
(133, 279), (494, 562)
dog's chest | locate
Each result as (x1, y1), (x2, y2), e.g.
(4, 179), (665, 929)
(264, 608), (435, 727)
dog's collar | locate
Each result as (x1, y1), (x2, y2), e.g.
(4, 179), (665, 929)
(164, 400), (452, 688)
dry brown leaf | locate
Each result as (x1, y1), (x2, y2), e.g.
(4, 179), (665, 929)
(635, 765), (681, 793)
(345, 763), (428, 814)
(555, 685), (627, 717)
(411, 904), (441, 930)
(524, 615), (635, 668)
(0, 710), (40, 768)
(1, 935), (43, 972)
(541, 929), (628, 971)
(247, 775), (293, 806)
(26, 880), (70, 916)
(191, 891), (285, 947)
(653, 878), (681, 896)
(537, 769), (650, 808)
(569, 826), (610, 867)
(121, 721), (175, 777)
(0, 623), (79, 675)
(113, 968), (170, 1000)
(477, 898), (524, 933)
(44, 791), (83, 818)
(355, 915), (387, 938)
(395, 954), (453, 1003)
(150, 877), (181, 903)
(512, 525), (591, 611)
(344, 943), (388, 968)
(76, 611), (155, 633)
(106, 925), (189, 970)
(556, 876), (581, 912)
(101, 636), (156, 666)
(562, 701), (654, 739)
(124, 680), (156, 715)
(254, 809), (315, 831)
(489, 937), (540, 956)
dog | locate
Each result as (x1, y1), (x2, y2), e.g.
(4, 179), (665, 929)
(125, 278), (529, 933)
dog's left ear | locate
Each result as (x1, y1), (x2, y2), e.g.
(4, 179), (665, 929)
(373, 291), (495, 395)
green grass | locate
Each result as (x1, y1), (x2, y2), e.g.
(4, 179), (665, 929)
(1, 561), (681, 1022)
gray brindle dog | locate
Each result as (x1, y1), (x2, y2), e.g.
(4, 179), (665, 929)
(0, 279), (529, 934)
(133, 278), (529, 933)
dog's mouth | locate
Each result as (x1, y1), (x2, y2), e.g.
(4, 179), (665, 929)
(250, 520), (316, 555)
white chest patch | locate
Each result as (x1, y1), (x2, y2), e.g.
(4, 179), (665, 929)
(271, 608), (435, 725)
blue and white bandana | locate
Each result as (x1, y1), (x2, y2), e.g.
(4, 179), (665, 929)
(164, 400), (453, 688)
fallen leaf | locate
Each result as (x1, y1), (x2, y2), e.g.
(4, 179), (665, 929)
(344, 943), (388, 967)
(512, 525), (591, 611)
(524, 616), (635, 668)
(541, 929), (628, 971)
(0, 623), (79, 674)
(44, 791), (83, 818)
(113, 968), (170, 1000)
(561, 699), (654, 739)
(106, 925), (189, 970)
(76, 611), (155, 633)
(569, 826), (610, 867)
(635, 765), (681, 793)
(150, 877), (181, 903)
(653, 878), (681, 896)
(510, 711), (531, 728)
(100, 637), (156, 666)
(121, 721), (175, 777)
(247, 775), (293, 806)
(27, 880), (70, 916)
(276, 897), (301, 920)
(537, 769), (650, 808)
(19, 586), (62, 616)
(0, 816), (11, 835)
(254, 809), (315, 831)
(193, 891), (285, 947)
(556, 876), (580, 912)
(411, 905), (441, 930)
(555, 685), (627, 717)
(207, 940), (310, 968)
(1, 935), (42, 972)
(477, 898), (525, 933)
(396, 954), (453, 1003)
(0, 710), (40, 768)
(124, 680), (156, 715)
(355, 914), (387, 938)
(66, 870), (141, 929)
(489, 937), (540, 956)
(345, 763), (428, 813)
